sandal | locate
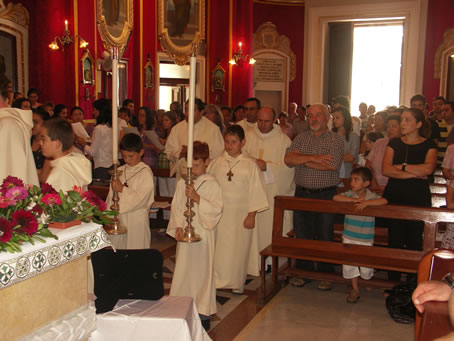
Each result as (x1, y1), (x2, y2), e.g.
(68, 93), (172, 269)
(347, 290), (360, 304)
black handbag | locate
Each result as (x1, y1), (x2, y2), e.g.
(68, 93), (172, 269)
(91, 248), (164, 314)
(384, 280), (417, 324)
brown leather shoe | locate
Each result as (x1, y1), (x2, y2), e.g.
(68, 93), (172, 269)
(318, 280), (332, 291)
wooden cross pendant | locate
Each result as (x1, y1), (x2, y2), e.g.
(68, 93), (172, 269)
(227, 170), (233, 181)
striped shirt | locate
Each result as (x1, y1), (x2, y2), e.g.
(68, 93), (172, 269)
(342, 189), (380, 243)
(286, 129), (344, 189)
(435, 119), (449, 166)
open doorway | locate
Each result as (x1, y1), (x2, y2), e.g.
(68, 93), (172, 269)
(350, 22), (404, 115)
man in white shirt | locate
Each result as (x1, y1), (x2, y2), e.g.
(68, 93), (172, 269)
(243, 106), (295, 274)
(0, 77), (39, 186)
(165, 98), (224, 176)
(237, 97), (261, 134)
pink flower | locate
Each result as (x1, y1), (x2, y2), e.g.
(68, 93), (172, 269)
(5, 186), (28, 201)
(41, 183), (57, 195)
(0, 218), (13, 242)
(11, 209), (38, 235)
(0, 196), (17, 208)
(82, 191), (107, 212)
(41, 194), (62, 206)
(1, 176), (24, 195)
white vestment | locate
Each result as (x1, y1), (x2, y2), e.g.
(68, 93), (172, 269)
(46, 151), (92, 192)
(106, 162), (154, 249)
(236, 119), (255, 135)
(164, 116), (224, 169)
(167, 173), (223, 316)
(0, 107), (39, 186)
(243, 125), (295, 274)
(209, 152), (269, 289)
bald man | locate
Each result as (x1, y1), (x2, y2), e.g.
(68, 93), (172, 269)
(285, 104), (344, 290)
(243, 106), (295, 275)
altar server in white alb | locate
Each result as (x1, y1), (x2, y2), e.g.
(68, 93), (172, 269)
(164, 98), (224, 177)
(209, 125), (269, 294)
(0, 76), (39, 186)
(106, 133), (154, 249)
(39, 119), (92, 192)
(167, 141), (223, 329)
(243, 106), (295, 275)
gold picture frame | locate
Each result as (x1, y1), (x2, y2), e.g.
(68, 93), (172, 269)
(96, 0), (133, 56)
(211, 61), (225, 92)
(158, 0), (205, 66)
(144, 55), (154, 89)
(81, 49), (95, 85)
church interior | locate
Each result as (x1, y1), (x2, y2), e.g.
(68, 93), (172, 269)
(1, 0), (454, 340)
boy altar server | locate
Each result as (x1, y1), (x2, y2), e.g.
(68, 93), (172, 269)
(209, 125), (268, 293)
(106, 133), (154, 249)
(167, 141), (223, 330)
(40, 118), (92, 192)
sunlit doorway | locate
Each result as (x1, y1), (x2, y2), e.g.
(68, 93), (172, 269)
(350, 22), (404, 115)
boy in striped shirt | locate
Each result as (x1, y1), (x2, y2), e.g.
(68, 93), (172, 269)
(333, 167), (388, 303)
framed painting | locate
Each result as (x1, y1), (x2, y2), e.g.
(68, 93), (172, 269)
(0, 31), (17, 91)
(158, 0), (205, 65)
(80, 49), (95, 85)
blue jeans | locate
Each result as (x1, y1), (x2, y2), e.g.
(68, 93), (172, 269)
(293, 186), (336, 273)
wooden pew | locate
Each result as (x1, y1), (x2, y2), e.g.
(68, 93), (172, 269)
(259, 196), (454, 305)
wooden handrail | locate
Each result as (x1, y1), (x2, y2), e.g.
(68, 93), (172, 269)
(272, 196), (454, 251)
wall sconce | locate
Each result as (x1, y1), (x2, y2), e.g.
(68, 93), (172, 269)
(49, 20), (88, 51)
(229, 42), (256, 66)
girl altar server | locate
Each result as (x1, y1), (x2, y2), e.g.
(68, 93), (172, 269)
(167, 141), (223, 329)
(209, 125), (269, 293)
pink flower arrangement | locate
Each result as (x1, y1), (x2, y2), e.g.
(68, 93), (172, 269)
(0, 176), (116, 253)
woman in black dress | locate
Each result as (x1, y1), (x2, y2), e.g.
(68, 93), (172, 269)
(382, 108), (437, 279)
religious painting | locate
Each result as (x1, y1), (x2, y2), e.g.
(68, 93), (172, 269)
(0, 31), (18, 92)
(144, 56), (154, 89)
(80, 49), (95, 85)
(158, 0), (205, 65)
(211, 62), (225, 92)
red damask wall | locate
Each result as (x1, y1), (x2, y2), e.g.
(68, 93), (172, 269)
(423, 0), (454, 106)
(253, 2), (305, 107)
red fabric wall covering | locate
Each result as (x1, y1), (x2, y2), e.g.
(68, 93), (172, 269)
(141, 0), (157, 109)
(230, 0), (253, 108)
(207, 0), (230, 106)
(423, 0), (454, 107)
(12, 0), (75, 109)
(253, 2), (305, 107)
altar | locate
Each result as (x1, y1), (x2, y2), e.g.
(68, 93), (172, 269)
(0, 222), (110, 341)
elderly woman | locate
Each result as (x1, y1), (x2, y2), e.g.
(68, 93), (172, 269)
(365, 115), (401, 192)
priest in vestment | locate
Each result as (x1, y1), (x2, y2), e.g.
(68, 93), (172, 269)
(243, 107), (295, 275)
(167, 148), (223, 317)
(165, 98), (224, 177)
(0, 78), (39, 186)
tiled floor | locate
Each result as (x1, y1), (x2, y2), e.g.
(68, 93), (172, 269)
(151, 230), (414, 340)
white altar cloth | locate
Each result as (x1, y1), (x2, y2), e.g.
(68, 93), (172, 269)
(0, 222), (110, 289)
(89, 296), (212, 341)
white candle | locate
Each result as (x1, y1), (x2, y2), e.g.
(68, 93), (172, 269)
(65, 20), (68, 31)
(187, 55), (196, 168)
(112, 48), (119, 165)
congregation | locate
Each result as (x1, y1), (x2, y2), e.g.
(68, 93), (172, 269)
(3, 73), (454, 331)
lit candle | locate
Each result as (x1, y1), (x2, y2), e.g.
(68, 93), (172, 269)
(112, 49), (119, 165)
(65, 20), (68, 31)
(187, 55), (196, 168)
(239, 42), (242, 47)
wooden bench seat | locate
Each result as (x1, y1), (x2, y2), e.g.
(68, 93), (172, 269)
(259, 196), (454, 305)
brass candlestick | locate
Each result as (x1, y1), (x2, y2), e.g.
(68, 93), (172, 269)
(104, 163), (127, 235)
(180, 167), (201, 243)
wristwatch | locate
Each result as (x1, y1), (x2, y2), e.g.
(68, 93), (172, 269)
(442, 272), (454, 289)
(402, 163), (407, 172)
